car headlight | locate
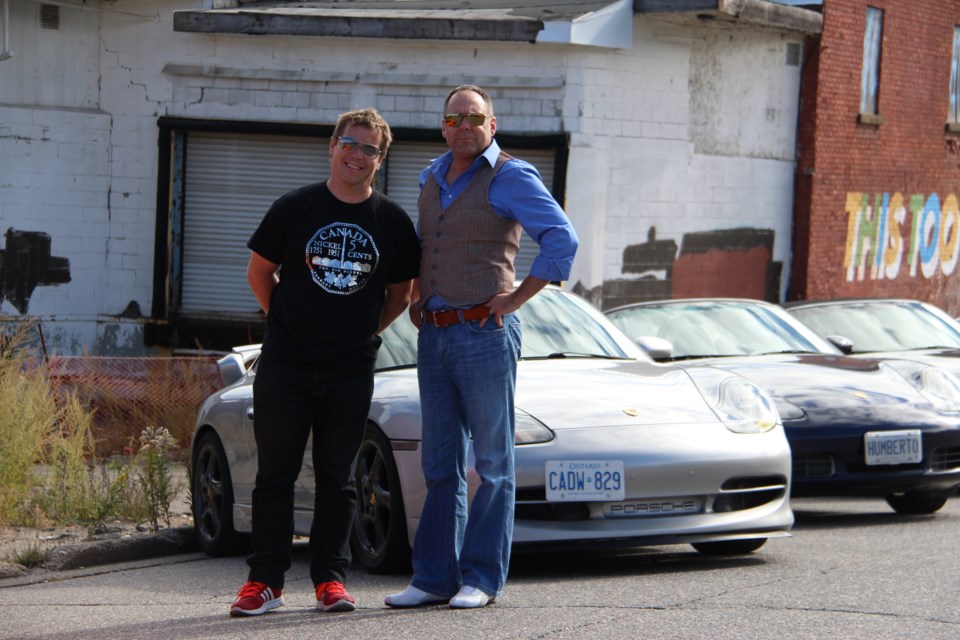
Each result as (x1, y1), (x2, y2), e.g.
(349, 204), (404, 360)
(712, 377), (780, 434)
(880, 360), (960, 413)
(515, 410), (554, 445)
(772, 395), (806, 421)
(918, 366), (960, 413)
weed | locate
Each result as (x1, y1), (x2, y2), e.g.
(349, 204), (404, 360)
(0, 322), (70, 526)
(86, 463), (132, 536)
(12, 543), (49, 568)
(136, 426), (180, 532)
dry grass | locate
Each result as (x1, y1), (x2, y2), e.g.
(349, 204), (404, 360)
(0, 323), (194, 530)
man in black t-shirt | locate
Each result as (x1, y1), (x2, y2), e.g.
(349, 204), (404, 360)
(229, 108), (420, 617)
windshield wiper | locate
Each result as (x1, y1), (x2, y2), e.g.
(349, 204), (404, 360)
(522, 352), (627, 360)
(905, 345), (960, 351)
(753, 349), (818, 356)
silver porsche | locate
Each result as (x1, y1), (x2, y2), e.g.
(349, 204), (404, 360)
(190, 287), (794, 573)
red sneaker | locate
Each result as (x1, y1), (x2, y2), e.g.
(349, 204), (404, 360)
(230, 581), (284, 617)
(316, 581), (356, 612)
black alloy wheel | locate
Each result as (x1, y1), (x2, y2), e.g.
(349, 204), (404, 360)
(192, 431), (246, 556)
(351, 424), (411, 574)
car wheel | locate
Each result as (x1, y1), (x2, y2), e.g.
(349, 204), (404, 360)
(192, 431), (246, 556)
(692, 538), (767, 555)
(885, 490), (949, 515)
(351, 424), (411, 574)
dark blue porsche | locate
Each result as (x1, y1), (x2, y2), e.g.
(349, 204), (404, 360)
(785, 297), (960, 379)
(605, 298), (960, 515)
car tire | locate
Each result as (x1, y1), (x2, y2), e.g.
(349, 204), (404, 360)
(691, 538), (767, 555)
(351, 424), (411, 574)
(192, 431), (247, 556)
(884, 490), (949, 515)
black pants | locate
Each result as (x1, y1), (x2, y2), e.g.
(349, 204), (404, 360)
(246, 354), (373, 589)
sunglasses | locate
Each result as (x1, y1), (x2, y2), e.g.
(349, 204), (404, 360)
(442, 113), (489, 127)
(336, 136), (382, 158)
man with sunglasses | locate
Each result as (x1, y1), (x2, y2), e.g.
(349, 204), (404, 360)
(231, 108), (420, 617)
(385, 85), (578, 609)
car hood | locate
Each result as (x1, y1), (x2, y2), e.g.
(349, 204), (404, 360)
(223, 346), (734, 432)
(682, 353), (926, 410)
(856, 349), (960, 378)
(373, 359), (723, 436)
(514, 359), (719, 428)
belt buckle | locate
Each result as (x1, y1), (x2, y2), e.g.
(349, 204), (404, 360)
(421, 309), (441, 328)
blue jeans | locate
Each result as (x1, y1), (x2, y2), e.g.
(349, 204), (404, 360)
(410, 313), (521, 597)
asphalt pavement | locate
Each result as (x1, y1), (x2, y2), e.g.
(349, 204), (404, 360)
(3, 497), (960, 640)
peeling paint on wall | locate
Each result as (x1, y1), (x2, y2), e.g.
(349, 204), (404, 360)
(601, 226), (781, 309)
(844, 192), (960, 282)
(0, 228), (71, 314)
(673, 228), (781, 300)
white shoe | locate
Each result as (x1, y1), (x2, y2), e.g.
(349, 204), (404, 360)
(449, 585), (495, 609)
(384, 585), (447, 608)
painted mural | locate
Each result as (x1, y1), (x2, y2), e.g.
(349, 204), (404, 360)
(844, 192), (960, 282)
(0, 228), (71, 314)
(597, 226), (782, 310)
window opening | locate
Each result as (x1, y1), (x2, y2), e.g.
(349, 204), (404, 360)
(859, 7), (883, 120)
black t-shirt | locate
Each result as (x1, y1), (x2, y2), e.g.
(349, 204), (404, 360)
(248, 181), (421, 370)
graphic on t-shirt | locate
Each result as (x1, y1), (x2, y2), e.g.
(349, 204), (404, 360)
(305, 222), (379, 295)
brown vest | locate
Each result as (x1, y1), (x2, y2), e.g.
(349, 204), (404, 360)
(418, 152), (521, 307)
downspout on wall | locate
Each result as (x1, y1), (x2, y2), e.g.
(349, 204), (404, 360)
(1, 0), (13, 61)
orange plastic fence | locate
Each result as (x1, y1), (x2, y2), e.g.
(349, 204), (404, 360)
(44, 356), (223, 456)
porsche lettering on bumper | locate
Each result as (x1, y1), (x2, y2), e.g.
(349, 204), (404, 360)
(604, 498), (702, 517)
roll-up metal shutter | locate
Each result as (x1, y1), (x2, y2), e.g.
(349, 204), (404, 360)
(181, 133), (330, 317)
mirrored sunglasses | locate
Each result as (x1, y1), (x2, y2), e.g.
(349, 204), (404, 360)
(442, 113), (489, 127)
(337, 136), (382, 158)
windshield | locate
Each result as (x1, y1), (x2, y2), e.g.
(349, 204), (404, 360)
(606, 300), (839, 359)
(376, 288), (638, 370)
(790, 301), (960, 353)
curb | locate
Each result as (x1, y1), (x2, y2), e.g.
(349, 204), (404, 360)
(43, 527), (197, 571)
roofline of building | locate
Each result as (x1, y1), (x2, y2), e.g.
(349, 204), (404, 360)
(172, 0), (821, 46)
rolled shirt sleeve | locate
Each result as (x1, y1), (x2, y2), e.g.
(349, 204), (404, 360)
(487, 156), (579, 282)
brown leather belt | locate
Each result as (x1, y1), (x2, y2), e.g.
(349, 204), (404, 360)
(421, 305), (491, 328)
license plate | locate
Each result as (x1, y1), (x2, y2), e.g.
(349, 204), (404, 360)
(864, 430), (922, 465)
(545, 460), (625, 501)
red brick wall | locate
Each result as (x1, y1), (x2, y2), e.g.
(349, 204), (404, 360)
(793, 0), (960, 314)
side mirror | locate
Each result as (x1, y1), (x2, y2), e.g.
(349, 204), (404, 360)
(826, 335), (854, 355)
(635, 336), (673, 362)
(217, 353), (247, 387)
